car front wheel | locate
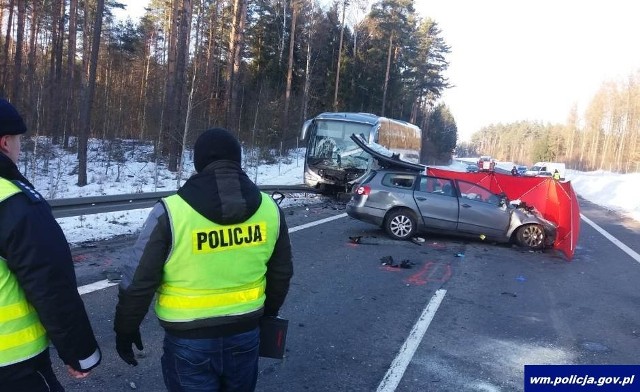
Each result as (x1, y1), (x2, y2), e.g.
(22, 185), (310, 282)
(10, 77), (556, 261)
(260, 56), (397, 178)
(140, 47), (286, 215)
(516, 224), (545, 249)
(384, 209), (417, 240)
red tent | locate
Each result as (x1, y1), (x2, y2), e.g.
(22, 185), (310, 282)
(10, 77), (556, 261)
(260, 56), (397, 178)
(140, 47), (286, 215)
(426, 168), (580, 260)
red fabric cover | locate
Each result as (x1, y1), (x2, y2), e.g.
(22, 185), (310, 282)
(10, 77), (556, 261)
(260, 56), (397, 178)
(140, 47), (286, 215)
(426, 168), (580, 260)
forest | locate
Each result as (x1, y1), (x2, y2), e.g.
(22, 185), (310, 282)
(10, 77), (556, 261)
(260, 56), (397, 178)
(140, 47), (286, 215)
(457, 72), (640, 173)
(1, 0), (637, 189)
(0, 0), (457, 186)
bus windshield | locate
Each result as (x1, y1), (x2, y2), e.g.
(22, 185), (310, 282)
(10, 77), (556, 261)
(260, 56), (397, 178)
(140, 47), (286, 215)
(307, 120), (373, 170)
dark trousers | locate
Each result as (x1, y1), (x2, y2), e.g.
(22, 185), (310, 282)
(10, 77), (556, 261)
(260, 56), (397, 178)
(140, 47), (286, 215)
(0, 349), (64, 392)
(161, 328), (260, 392)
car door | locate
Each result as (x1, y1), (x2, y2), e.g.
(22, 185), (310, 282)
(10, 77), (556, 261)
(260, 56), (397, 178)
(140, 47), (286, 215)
(413, 176), (459, 230)
(455, 180), (510, 238)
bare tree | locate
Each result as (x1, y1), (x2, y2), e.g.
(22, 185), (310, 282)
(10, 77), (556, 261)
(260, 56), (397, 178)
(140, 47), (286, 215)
(225, 0), (246, 130)
(381, 32), (394, 117)
(65, 0), (79, 147)
(333, 0), (346, 111)
(1, 0), (16, 95)
(283, 0), (299, 144)
(77, 0), (105, 186)
(163, 0), (193, 172)
(10, 0), (25, 101)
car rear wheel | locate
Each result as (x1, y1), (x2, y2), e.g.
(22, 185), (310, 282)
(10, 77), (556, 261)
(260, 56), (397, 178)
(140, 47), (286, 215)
(516, 224), (545, 249)
(384, 209), (417, 240)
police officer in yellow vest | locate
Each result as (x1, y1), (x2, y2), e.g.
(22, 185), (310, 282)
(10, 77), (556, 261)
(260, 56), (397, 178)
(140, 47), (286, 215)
(114, 128), (293, 391)
(553, 169), (561, 180)
(0, 99), (101, 391)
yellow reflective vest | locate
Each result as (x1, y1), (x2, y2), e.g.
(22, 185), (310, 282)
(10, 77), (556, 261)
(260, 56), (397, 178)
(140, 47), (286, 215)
(0, 178), (48, 366)
(156, 192), (280, 322)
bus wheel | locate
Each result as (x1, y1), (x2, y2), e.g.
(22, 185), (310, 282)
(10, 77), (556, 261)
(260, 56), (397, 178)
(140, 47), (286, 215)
(384, 209), (416, 240)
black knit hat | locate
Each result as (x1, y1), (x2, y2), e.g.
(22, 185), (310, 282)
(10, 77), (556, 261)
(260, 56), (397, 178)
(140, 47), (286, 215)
(193, 128), (242, 172)
(0, 99), (27, 136)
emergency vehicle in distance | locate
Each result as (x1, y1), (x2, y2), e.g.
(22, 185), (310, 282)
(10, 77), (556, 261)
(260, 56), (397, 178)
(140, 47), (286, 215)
(525, 162), (566, 180)
(477, 155), (495, 172)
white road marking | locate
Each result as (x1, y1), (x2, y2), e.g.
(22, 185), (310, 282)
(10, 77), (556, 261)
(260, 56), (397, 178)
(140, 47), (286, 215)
(376, 289), (447, 392)
(77, 212), (350, 295)
(581, 213), (640, 264)
(287, 212), (348, 233)
(77, 279), (118, 295)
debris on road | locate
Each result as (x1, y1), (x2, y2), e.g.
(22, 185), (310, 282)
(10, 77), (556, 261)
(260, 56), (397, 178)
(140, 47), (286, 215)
(348, 235), (378, 245)
(411, 236), (425, 245)
(399, 259), (414, 269)
(105, 268), (122, 283)
(380, 255), (414, 269)
(380, 255), (394, 266)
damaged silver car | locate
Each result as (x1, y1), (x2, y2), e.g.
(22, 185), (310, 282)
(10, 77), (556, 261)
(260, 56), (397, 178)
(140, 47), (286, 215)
(345, 135), (557, 249)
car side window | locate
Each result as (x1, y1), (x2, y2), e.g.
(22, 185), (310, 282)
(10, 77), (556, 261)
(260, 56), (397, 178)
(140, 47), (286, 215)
(382, 173), (416, 189)
(457, 180), (498, 204)
(418, 177), (455, 197)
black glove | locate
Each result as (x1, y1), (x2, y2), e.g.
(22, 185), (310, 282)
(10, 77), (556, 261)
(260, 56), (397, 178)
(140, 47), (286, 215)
(116, 330), (143, 366)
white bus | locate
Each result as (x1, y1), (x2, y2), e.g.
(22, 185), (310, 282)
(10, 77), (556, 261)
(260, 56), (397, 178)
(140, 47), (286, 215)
(300, 112), (422, 191)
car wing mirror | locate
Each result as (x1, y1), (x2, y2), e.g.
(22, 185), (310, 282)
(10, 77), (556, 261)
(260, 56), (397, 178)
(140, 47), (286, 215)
(271, 191), (285, 206)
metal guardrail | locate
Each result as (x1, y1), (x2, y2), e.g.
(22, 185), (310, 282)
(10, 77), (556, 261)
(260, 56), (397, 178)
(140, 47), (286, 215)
(49, 185), (321, 218)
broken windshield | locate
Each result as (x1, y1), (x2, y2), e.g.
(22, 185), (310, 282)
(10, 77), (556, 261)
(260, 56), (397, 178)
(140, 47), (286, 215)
(307, 120), (373, 170)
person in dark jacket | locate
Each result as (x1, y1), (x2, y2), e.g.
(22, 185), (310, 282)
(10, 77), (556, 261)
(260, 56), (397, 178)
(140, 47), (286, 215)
(114, 128), (293, 392)
(0, 99), (101, 392)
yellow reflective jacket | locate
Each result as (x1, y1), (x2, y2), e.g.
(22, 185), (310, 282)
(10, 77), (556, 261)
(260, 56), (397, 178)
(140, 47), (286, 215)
(156, 192), (279, 322)
(0, 178), (48, 366)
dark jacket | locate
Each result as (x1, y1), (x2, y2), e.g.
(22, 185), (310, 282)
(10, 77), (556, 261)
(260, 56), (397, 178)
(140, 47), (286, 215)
(114, 160), (293, 339)
(0, 153), (101, 382)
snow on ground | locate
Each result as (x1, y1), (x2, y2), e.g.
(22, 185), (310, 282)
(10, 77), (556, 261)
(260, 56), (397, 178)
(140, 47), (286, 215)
(23, 141), (635, 245)
(566, 170), (640, 222)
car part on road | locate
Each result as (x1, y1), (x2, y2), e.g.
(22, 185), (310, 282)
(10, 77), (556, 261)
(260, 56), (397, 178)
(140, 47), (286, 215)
(411, 236), (426, 245)
(379, 255), (414, 268)
(348, 235), (379, 245)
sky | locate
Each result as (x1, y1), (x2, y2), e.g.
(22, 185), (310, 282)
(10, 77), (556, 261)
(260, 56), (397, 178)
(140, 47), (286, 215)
(112, 0), (148, 21)
(114, 0), (640, 142)
(42, 141), (639, 245)
(414, 0), (640, 140)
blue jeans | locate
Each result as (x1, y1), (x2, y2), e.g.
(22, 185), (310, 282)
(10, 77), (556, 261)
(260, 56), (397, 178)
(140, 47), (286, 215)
(161, 328), (260, 392)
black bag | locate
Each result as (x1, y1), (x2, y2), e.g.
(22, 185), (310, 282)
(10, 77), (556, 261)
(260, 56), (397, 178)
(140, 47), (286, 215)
(259, 317), (288, 359)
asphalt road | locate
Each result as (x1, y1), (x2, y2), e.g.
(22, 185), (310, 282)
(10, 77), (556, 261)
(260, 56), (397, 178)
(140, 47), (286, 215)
(53, 197), (640, 392)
